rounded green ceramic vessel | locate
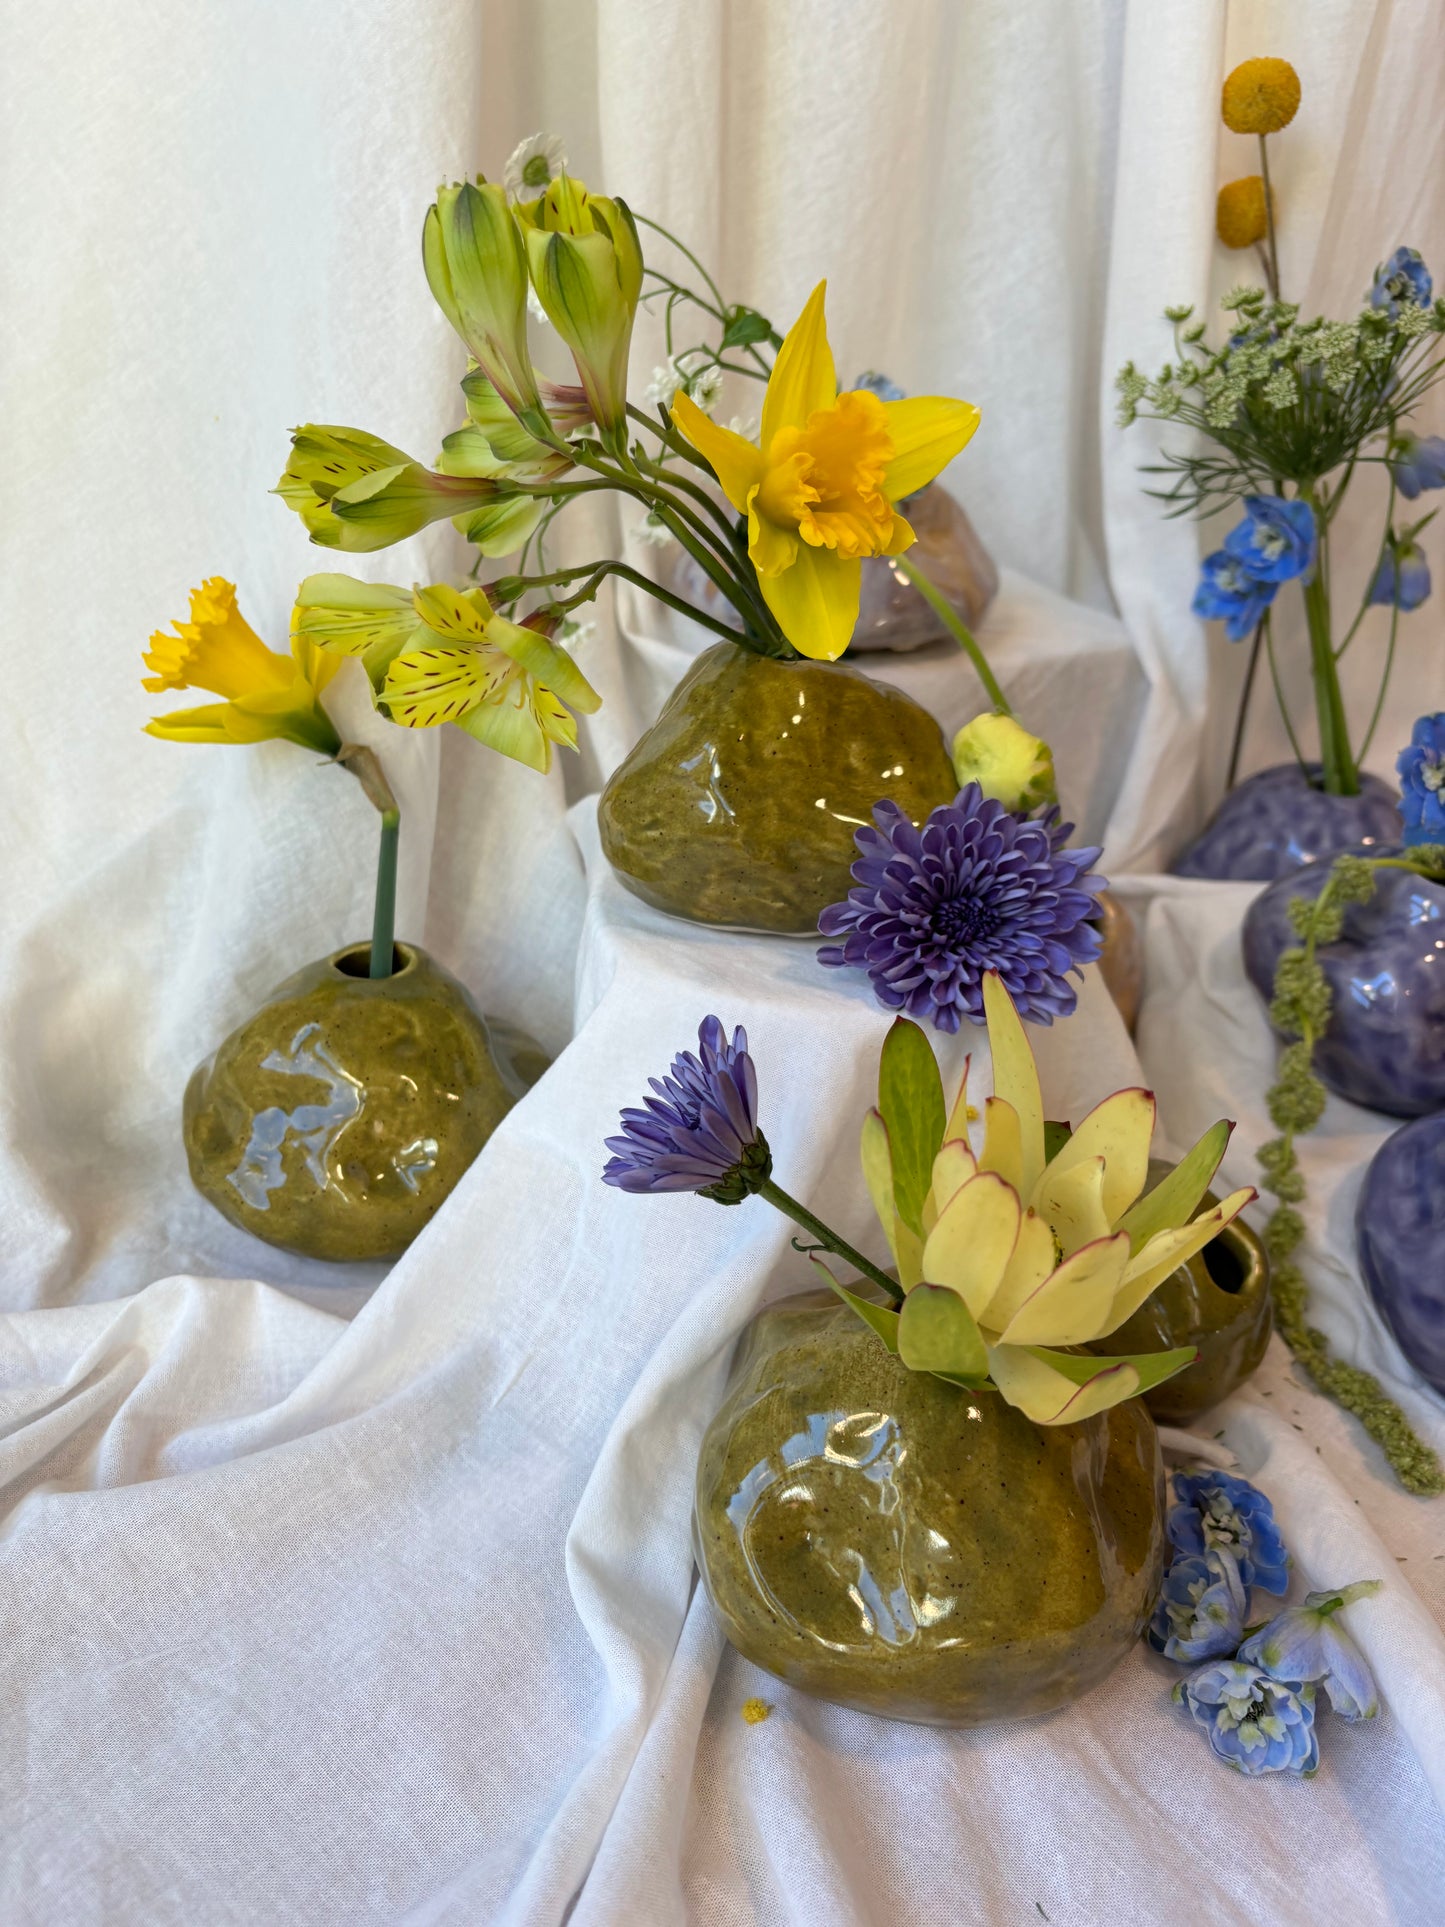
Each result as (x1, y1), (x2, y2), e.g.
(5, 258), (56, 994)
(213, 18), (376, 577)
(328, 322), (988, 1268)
(183, 941), (542, 1262)
(1099, 1171), (1272, 1423)
(694, 1289), (1165, 1726)
(597, 641), (959, 933)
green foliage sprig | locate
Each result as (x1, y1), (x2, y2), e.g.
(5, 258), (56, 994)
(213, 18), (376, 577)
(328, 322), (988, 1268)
(1260, 848), (1445, 1495)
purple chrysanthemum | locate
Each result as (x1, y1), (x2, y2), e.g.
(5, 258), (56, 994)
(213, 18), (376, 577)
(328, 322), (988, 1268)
(816, 785), (1106, 1032)
(602, 1017), (772, 1202)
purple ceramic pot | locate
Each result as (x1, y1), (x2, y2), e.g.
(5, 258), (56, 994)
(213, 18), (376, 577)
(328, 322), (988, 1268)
(1172, 763), (1399, 882)
(1356, 1115), (1445, 1393)
(1243, 849), (1445, 1117)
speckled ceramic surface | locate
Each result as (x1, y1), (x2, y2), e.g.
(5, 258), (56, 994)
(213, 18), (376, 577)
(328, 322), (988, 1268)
(694, 1288), (1165, 1726)
(184, 941), (542, 1261)
(1356, 1114), (1445, 1393)
(1172, 762), (1400, 882)
(1243, 850), (1445, 1117)
(598, 642), (959, 933)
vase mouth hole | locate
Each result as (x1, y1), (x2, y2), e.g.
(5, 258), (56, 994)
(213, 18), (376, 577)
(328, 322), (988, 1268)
(1202, 1228), (1248, 1296)
(332, 941), (416, 981)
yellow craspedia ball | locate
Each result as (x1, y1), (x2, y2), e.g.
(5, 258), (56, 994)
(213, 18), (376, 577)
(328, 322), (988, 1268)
(1217, 176), (1269, 249)
(1222, 57), (1301, 135)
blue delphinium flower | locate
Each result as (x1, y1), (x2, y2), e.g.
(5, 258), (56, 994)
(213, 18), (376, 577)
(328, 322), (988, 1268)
(602, 1017), (771, 1202)
(817, 785), (1105, 1033)
(1371, 246), (1433, 316)
(1238, 1581), (1383, 1721)
(1397, 713), (1445, 847)
(1174, 1661), (1319, 1776)
(1168, 1469), (1291, 1594)
(1387, 433), (1445, 501)
(1147, 1549), (1248, 1663)
(1192, 551), (1278, 641)
(1222, 496), (1317, 583)
(1369, 536), (1432, 611)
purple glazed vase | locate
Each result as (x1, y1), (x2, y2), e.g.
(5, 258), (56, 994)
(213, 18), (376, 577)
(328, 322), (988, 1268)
(1356, 1115), (1445, 1393)
(1172, 763), (1400, 882)
(1243, 851), (1445, 1118)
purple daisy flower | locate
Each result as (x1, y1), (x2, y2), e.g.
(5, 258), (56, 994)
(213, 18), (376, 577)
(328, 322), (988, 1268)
(602, 1017), (772, 1203)
(816, 785), (1106, 1032)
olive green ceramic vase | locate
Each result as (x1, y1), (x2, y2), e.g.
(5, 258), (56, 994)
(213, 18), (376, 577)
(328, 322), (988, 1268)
(184, 941), (544, 1262)
(1096, 1168), (1272, 1423)
(597, 642), (958, 934)
(694, 1289), (1166, 1726)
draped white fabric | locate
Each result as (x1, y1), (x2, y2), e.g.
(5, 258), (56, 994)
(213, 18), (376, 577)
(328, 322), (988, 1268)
(2, 1), (1444, 1921)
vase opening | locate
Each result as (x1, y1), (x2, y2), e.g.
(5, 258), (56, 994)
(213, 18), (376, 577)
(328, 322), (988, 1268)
(331, 941), (415, 981)
(1201, 1225), (1248, 1294)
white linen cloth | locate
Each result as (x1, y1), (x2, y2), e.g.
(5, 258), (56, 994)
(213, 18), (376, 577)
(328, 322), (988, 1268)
(4, 0), (1445, 1921)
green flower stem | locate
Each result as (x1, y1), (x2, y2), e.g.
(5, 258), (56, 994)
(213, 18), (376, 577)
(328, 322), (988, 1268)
(894, 556), (1011, 715)
(1357, 586), (1402, 762)
(758, 1179), (905, 1305)
(1226, 616), (1267, 790)
(370, 807), (400, 980)
(1263, 609), (1308, 770)
(1298, 497), (1359, 794)
(1335, 475), (1396, 664)
(1257, 133), (1281, 303)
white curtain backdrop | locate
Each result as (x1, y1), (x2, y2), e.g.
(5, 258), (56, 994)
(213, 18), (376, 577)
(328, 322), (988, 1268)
(2, 2), (1444, 1921)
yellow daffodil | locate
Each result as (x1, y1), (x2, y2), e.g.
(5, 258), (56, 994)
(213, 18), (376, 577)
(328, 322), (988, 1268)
(820, 974), (1254, 1424)
(670, 282), (980, 660)
(513, 174), (643, 439)
(143, 578), (341, 755)
(276, 425), (512, 553)
(292, 576), (600, 774)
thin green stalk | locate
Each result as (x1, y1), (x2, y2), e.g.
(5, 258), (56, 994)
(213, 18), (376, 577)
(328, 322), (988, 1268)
(1257, 134), (1281, 302)
(1298, 498), (1359, 793)
(1335, 474), (1396, 662)
(1226, 616), (1266, 790)
(1263, 609), (1308, 771)
(370, 808), (400, 979)
(894, 556), (1011, 714)
(758, 1179), (904, 1305)
(1357, 587), (1402, 763)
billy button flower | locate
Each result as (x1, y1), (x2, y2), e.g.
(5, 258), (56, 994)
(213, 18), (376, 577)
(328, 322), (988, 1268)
(143, 578), (341, 755)
(1216, 177), (1270, 251)
(276, 425), (515, 554)
(670, 282), (980, 661)
(1220, 57), (1301, 136)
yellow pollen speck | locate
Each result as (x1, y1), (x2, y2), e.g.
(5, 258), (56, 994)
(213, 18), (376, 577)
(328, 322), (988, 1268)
(1216, 176), (1270, 250)
(1221, 57), (1301, 135)
(741, 1697), (772, 1725)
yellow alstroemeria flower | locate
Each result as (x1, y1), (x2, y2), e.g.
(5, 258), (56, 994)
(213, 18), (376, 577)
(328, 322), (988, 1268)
(143, 578), (342, 755)
(293, 576), (600, 775)
(670, 282), (980, 660)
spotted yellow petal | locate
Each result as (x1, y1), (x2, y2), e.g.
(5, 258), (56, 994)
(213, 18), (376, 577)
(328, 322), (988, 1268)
(995, 1232), (1131, 1347)
(458, 678), (552, 771)
(486, 615), (601, 714)
(761, 281), (837, 446)
(879, 396), (981, 501)
(669, 392), (766, 515)
(757, 541), (860, 660)
(383, 643), (507, 728)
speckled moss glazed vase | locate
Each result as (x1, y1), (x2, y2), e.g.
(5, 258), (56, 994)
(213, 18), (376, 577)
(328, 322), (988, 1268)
(184, 941), (543, 1261)
(694, 1288), (1165, 1726)
(597, 642), (959, 933)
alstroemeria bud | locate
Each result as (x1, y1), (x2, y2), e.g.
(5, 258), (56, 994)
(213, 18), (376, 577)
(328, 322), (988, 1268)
(277, 424), (512, 553)
(423, 180), (542, 422)
(514, 174), (643, 438)
(951, 712), (1058, 813)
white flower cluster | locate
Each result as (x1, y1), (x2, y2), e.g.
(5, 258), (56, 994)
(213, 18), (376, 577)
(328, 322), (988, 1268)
(645, 351), (724, 413)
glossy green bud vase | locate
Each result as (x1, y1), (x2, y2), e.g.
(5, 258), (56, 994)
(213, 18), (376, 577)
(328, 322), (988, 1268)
(597, 642), (959, 933)
(694, 1288), (1165, 1726)
(183, 941), (544, 1262)
(1097, 1167), (1272, 1422)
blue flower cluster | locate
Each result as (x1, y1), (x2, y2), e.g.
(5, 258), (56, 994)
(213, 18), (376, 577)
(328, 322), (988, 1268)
(1148, 1466), (1382, 1778)
(1193, 497), (1317, 641)
(1397, 712), (1445, 848)
(1371, 246), (1433, 317)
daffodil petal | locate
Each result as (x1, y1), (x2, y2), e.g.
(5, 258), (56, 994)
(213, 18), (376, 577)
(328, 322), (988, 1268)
(919, 1170), (1020, 1320)
(995, 1232), (1131, 1346)
(761, 280), (837, 446)
(1040, 1088), (1156, 1226)
(880, 396), (981, 500)
(669, 392), (765, 514)
(757, 542), (859, 660)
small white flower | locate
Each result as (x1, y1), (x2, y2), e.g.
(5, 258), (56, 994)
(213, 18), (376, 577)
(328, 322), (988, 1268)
(630, 512), (675, 549)
(645, 352), (724, 414)
(504, 133), (568, 202)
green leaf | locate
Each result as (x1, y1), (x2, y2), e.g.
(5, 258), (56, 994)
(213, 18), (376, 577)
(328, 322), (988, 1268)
(898, 1284), (988, 1378)
(722, 305), (773, 348)
(1030, 1343), (1198, 1396)
(810, 1257), (900, 1354)
(878, 1018), (945, 1237)
(1043, 1119), (1073, 1162)
(1117, 1120), (1230, 1257)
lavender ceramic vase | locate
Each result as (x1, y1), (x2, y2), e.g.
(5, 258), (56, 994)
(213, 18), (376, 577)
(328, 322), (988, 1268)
(1172, 763), (1399, 882)
(1243, 851), (1445, 1117)
(1356, 1115), (1445, 1392)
